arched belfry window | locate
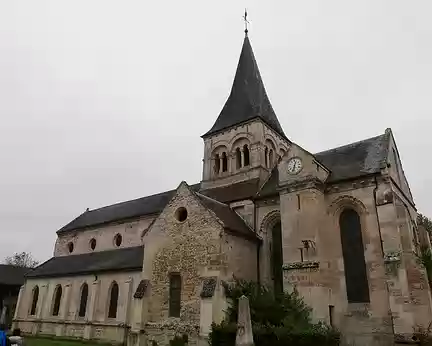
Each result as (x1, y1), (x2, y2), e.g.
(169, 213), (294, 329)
(339, 208), (370, 303)
(265, 147), (269, 167)
(236, 148), (242, 169)
(108, 281), (119, 318)
(30, 286), (39, 316)
(243, 145), (250, 166)
(78, 283), (89, 317)
(52, 285), (62, 316)
(269, 149), (274, 167)
(214, 153), (220, 174)
(221, 152), (228, 172)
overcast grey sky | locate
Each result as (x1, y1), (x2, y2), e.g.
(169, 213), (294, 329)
(0, 1), (431, 262)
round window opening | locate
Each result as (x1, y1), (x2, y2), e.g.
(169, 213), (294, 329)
(114, 233), (122, 247)
(175, 207), (188, 222)
(90, 238), (96, 250)
(67, 242), (74, 253)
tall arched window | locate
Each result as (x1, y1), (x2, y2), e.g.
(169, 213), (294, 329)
(30, 286), (39, 316)
(52, 285), (62, 316)
(243, 145), (250, 166)
(108, 281), (119, 318)
(339, 208), (370, 303)
(271, 221), (283, 295)
(214, 154), (220, 174)
(221, 152), (228, 172)
(78, 283), (89, 317)
(236, 148), (242, 169)
(264, 147), (269, 167)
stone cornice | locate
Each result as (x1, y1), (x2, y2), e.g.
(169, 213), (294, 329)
(278, 177), (325, 194)
(324, 176), (376, 194)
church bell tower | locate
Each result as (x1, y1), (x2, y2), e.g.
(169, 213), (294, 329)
(201, 32), (290, 190)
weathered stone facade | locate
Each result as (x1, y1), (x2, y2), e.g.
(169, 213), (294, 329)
(13, 33), (432, 346)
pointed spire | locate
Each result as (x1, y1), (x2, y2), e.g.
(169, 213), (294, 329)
(203, 35), (287, 139)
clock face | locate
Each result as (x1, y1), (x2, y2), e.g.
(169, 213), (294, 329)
(287, 157), (303, 174)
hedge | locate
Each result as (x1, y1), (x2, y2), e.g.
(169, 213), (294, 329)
(209, 322), (340, 346)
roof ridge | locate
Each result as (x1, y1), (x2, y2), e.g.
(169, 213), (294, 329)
(83, 183), (202, 214)
(84, 189), (176, 213)
(195, 192), (230, 208)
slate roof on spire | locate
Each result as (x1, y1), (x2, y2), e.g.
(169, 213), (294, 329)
(203, 36), (287, 139)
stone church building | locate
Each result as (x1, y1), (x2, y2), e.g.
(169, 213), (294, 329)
(13, 33), (432, 346)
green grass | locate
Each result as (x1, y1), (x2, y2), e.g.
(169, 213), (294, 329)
(25, 336), (113, 346)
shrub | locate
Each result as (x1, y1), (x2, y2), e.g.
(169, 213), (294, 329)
(210, 280), (340, 346)
(170, 334), (188, 346)
(209, 321), (340, 346)
(223, 279), (312, 329)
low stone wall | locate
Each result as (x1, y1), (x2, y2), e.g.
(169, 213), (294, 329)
(13, 318), (126, 344)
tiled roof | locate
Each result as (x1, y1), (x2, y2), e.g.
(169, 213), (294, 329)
(58, 184), (200, 233)
(257, 167), (279, 198)
(58, 134), (389, 233)
(196, 192), (257, 240)
(202, 36), (287, 140)
(26, 246), (143, 278)
(200, 178), (261, 203)
(257, 132), (390, 197)
(315, 133), (389, 182)
(0, 265), (29, 286)
(59, 180), (261, 234)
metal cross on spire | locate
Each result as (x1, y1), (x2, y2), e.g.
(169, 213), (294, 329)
(243, 9), (249, 36)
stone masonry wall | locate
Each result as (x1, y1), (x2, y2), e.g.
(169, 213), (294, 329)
(139, 183), (258, 345)
(201, 119), (289, 189)
(223, 233), (258, 282)
(280, 179), (394, 346)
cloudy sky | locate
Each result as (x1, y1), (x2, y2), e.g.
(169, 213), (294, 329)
(0, 1), (431, 262)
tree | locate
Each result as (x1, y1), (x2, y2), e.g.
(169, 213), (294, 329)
(209, 280), (340, 346)
(416, 214), (432, 290)
(417, 213), (432, 234)
(222, 279), (312, 329)
(5, 252), (39, 268)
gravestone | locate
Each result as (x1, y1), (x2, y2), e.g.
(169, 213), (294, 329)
(235, 295), (254, 346)
(0, 306), (6, 325)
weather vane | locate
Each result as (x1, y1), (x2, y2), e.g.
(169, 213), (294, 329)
(243, 9), (249, 35)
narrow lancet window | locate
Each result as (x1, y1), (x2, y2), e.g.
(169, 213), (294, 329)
(78, 283), (89, 317)
(169, 273), (181, 317)
(52, 285), (62, 316)
(236, 148), (242, 169)
(243, 145), (250, 166)
(108, 282), (119, 318)
(214, 154), (220, 174)
(222, 152), (228, 172)
(30, 286), (39, 316)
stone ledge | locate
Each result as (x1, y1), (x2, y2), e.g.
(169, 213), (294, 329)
(282, 261), (319, 270)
